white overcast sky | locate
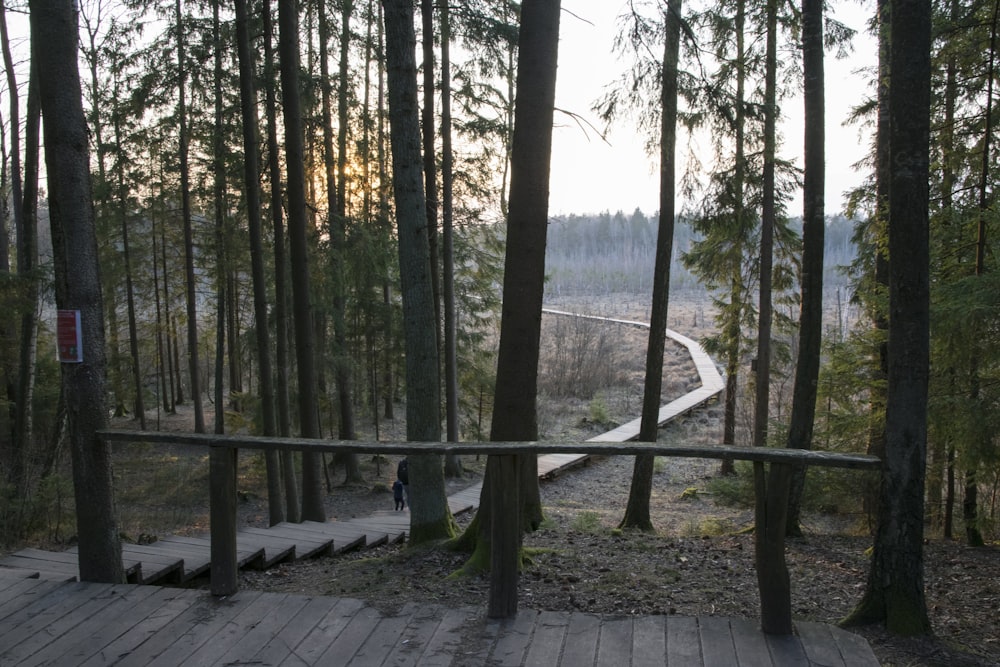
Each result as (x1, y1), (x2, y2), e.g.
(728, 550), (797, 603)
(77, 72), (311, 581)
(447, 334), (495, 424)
(3, 2), (877, 220)
(548, 0), (878, 218)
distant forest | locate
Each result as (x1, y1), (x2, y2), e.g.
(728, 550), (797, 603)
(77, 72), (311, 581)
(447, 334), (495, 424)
(544, 209), (857, 298)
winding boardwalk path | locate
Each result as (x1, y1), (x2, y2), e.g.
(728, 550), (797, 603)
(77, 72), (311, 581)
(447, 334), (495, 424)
(0, 311), (879, 665)
(0, 311), (723, 586)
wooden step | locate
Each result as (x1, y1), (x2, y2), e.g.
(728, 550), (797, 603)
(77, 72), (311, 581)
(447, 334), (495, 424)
(1, 548), (144, 583)
(244, 525), (334, 560)
(0, 565), (41, 581)
(342, 515), (407, 544)
(117, 544), (185, 584)
(292, 520), (372, 552)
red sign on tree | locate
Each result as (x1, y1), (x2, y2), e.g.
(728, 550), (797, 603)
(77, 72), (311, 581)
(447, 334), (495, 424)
(57, 310), (83, 363)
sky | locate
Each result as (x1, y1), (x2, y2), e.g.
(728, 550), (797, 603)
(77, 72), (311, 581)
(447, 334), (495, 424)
(547, 0), (878, 218)
(2, 2), (877, 220)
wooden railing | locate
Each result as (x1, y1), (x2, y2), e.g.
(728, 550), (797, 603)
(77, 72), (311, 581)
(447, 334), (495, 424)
(99, 429), (880, 633)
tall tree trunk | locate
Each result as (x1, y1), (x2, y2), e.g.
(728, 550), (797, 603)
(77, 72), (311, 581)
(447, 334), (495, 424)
(944, 444), (955, 538)
(619, 0), (682, 532)
(845, 0), (933, 636)
(236, 0), (284, 524)
(491, 0), (561, 615)
(175, 0), (204, 433)
(30, 0), (125, 583)
(212, 0), (227, 436)
(1, 0), (26, 492)
(963, 0), (997, 549)
(323, 0), (361, 481)
(929, 0), (959, 535)
(170, 313), (183, 405)
(335, 0), (358, 470)
(8, 38), (41, 495)
(383, 0), (453, 544)
(15, 65), (40, 491)
(753, 0), (792, 635)
(863, 0), (891, 530)
(264, 0), (299, 521)
(784, 0), (825, 536)
(420, 0), (442, 340)
(227, 274), (242, 410)
(455, 0), (562, 587)
(106, 294), (128, 417)
(152, 227), (172, 415)
(161, 223), (182, 408)
(280, 0), (326, 521)
(720, 0), (749, 477)
(440, 0), (463, 478)
(118, 140), (146, 430)
(377, 0), (394, 422)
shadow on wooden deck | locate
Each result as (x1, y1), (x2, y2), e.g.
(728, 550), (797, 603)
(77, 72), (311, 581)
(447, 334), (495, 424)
(0, 576), (877, 666)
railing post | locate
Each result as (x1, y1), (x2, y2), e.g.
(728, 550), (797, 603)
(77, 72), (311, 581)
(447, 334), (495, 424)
(489, 454), (520, 618)
(754, 461), (793, 634)
(210, 445), (239, 596)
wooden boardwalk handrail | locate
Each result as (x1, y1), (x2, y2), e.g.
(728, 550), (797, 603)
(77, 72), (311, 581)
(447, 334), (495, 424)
(99, 430), (881, 470)
(99, 429), (880, 630)
(96, 315), (880, 634)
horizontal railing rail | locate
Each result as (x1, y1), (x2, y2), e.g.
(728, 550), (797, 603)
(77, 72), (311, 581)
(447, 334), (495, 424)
(100, 430), (879, 469)
(100, 429), (880, 631)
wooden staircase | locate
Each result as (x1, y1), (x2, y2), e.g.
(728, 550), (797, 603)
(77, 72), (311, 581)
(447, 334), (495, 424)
(0, 490), (484, 585)
(1, 313), (723, 587)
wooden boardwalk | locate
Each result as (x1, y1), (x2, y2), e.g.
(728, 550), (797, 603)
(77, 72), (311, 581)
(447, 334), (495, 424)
(0, 575), (878, 666)
(0, 315), (723, 585)
(0, 312), (880, 664)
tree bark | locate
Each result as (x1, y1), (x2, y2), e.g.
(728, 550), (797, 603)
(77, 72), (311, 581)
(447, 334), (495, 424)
(863, 0), (891, 530)
(454, 0), (562, 601)
(420, 0), (442, 342)
(620, 0), (682, 532)
(784, 0), (825, 536)
(30, 0), (125, 583)
(235, 0), (284, 525)
(490, 0), (561, 530)
(844, 0), (933, 636)
(753, 0), (792, 635)
(335, 0), (359, 470)
(440, 0), (463, 479)
(279, 0), (326, 522)
(321, 0), (361, 481)
(212, 0), (227, 437)
(262, 0), (300, 522)
(1, 0), (26, 493)
(717, 0), (748, 477)
(175, 0), (205, 433)
(383, 0), (453, 543)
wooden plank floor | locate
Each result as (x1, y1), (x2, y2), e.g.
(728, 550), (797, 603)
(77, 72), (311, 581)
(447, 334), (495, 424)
(0, 579), (878, 666)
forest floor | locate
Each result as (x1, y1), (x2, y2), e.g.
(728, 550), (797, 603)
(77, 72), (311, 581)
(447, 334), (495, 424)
(105, 290), (999, 666)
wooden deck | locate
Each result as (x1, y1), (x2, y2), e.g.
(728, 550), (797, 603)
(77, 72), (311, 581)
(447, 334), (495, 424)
(0, 576), (878, 666)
